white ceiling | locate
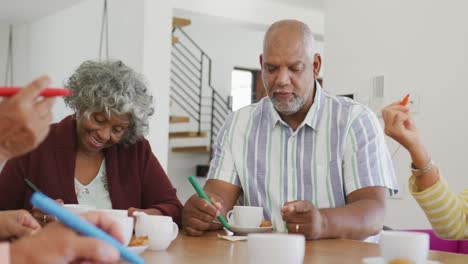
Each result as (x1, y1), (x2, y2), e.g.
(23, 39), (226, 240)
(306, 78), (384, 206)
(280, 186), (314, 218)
(0, 0), (83, 24)
(0, 0), (323, 24)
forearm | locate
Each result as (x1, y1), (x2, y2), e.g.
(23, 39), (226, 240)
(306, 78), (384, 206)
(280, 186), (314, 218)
(410, 171), (467, 239)
(0, 121), (15, 161)
(10, 241), (31, 264)
(407, 143), (439, 191)
(204, 180), (241, 231)
(319, 199), (385, 240)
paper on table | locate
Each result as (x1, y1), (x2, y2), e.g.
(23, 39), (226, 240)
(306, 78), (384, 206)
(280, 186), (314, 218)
(217, 234), (247, 241)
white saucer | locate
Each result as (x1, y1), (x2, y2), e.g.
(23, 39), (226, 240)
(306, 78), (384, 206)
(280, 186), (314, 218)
(229, 225), (273, 235)
(127, 245), (149, 255)
(362, 257), (441, 264)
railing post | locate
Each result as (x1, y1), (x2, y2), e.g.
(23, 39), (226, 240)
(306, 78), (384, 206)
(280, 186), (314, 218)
(198, 53), (203, 134)
(170, 27), (233, 159)
(210, 89), (215, 160)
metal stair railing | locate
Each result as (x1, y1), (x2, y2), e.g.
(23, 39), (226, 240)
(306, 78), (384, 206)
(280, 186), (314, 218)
(171, 27), (231, 158)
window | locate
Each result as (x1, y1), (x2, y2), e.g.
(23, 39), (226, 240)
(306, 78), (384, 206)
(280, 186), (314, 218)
(231, 69), (253, 111)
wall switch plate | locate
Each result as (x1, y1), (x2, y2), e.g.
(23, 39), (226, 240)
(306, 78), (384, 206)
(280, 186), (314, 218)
(368, 74), (386, 116)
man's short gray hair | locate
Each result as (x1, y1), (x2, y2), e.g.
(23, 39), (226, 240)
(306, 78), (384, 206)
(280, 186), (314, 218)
(263, 19), (317, 58)
(64, 60), (154, 145)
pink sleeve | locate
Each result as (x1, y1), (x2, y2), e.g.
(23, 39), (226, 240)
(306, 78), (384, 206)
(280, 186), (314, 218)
(0, 242), (10, 264)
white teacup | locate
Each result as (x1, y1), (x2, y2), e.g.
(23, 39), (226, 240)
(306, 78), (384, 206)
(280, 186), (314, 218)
(134, 214), (178, 251)
(92, 209), (133, 246)
(92, 209), (128, 218)
(227, 206), (263, 227)
(379, 231), (429, 264)
(63, 204), (96, 214)
(114, 216), (134, 246)
(247, 233), (305, 264)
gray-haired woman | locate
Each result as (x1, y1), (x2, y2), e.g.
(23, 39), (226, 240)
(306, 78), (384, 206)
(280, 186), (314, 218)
(0, 60), (183, 225)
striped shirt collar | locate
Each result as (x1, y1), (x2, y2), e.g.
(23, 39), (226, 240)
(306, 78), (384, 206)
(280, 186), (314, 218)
(267, 81), (325, 131)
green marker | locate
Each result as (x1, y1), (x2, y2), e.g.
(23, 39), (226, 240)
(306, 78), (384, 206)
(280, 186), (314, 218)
(188, 176), (230, 229)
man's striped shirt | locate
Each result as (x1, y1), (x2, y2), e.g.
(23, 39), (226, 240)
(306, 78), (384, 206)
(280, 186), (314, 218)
(207, 84), (398, 232)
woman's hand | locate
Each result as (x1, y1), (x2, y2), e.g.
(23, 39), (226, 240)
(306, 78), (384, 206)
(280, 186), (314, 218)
(31, 198), (64, 226)
(10, 211), (123, 264)
(381, 102), (431, 172)
(0, 210), (41, 240)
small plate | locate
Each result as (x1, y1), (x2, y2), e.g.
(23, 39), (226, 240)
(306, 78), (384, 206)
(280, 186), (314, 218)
(127, 245), (149, 255)
(362, 257), (441, 264)
(229, 225), (273, 235)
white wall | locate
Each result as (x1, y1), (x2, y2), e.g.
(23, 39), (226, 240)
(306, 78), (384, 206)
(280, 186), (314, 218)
(141, 0), (172, 174)
(0, 24), (9, 85)
(15, 0), (144, 122)
(325, 0), (468, 229)
(174, 0), (324, 38)
(3, 0), (170, 169)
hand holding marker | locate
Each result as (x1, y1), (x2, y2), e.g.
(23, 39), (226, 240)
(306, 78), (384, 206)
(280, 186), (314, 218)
(0, 87), (72, 97)
(188, 176), (232, 234)
(24, 178), (144, 264)
(400, 93), (410, 106)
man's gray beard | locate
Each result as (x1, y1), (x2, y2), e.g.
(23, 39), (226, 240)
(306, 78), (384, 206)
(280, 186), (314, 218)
(271, 95), (305, 116)
(268, 81), (314, 116)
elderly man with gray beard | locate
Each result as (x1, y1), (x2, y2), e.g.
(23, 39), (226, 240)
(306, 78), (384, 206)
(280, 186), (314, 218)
(182, 19), (398, 241)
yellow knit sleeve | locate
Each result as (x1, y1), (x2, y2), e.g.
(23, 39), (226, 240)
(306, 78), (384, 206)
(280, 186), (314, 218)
(409, 168), (468, 239)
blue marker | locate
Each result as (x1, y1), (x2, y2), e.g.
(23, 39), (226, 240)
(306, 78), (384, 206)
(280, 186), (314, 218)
(25, 179), (144, 264)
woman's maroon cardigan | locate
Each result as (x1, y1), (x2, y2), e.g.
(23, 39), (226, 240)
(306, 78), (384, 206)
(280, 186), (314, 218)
(0, 115), (183, 224)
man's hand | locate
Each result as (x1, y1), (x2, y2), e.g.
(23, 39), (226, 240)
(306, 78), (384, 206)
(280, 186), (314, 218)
(281, 200), (326, 240)
(182, 192), (224, 236)
(0, 76), (55, 161)
(0, 210), (41, 240)
(10, 211), (124, 264)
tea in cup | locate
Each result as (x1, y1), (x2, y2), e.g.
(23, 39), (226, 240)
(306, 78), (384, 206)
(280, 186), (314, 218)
(227, 206), (263, 227)
(134, 214), (178, 251)
(379, 231), (429, 264)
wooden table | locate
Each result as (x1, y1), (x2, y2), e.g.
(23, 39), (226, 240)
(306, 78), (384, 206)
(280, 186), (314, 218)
(138, 231), (468, 263)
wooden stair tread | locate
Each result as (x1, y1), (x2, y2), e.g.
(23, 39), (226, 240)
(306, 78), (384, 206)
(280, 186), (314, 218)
(173, 17), (191, 28)
(169, 115), (189, 123)
(172, 146), (210, 153)
(172, 36), (179, 45)
(169, 131), (208, 138)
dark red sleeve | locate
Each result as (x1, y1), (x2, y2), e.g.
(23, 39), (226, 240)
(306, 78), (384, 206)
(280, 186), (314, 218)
(0, 155), (28, 210)
(140, 140), (183, 225)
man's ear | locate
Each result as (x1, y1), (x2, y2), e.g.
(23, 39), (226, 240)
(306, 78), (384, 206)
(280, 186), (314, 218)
(259, 54), (264, 69)
(313, 54), (322, 79)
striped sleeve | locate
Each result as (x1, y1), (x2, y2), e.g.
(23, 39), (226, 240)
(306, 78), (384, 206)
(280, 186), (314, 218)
(409, 169), (468, 239)
(342, 108), (398, 196)
(206, 112), (241, 186)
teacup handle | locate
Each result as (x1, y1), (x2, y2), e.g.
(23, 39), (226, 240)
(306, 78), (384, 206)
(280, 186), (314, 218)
(171, 222), (179, 241)
(226, 210), (234, 225)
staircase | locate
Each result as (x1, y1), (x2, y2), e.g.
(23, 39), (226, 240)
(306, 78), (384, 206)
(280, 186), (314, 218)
(169, 17), (231, 175)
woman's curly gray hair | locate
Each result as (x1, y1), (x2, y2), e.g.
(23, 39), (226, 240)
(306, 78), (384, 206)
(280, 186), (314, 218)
(64, 60), (154, 145)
